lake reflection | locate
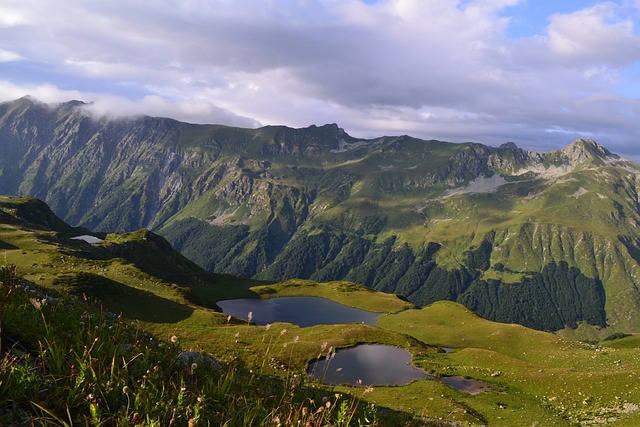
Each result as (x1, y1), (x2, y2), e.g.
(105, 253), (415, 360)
(307, 344), (428, 386)
(217, 296), (382, 327)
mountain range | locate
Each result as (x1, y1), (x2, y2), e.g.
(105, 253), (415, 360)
(2, 96), (640, 338)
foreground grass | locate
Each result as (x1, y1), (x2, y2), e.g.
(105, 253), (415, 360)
(4, 197), (640, 425)
(0, 264), (431, 426)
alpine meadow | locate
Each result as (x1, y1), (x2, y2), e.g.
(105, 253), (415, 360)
(1, 97), (640, 426)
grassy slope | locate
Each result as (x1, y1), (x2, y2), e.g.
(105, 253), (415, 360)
(4, 99), (640, 336)
(2, 271), (411, 426)
(375, 164), (640, 336)
(0, 197), (439, 424)
(3, 196), (640, 426)
(250, 279), (413, 313)
(380, 301), (640, 426)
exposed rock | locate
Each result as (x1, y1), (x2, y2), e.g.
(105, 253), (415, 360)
(3, 97), (640, 335)
(175, 351), (223, 371)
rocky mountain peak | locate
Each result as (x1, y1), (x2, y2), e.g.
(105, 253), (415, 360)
(499, 141), (519, 150)
(560, 139), (616, 164)
(15, 95), (45, 106)
(59, 99), (88, 109)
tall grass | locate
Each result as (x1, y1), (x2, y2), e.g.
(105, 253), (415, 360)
(0, 264), (429, 426)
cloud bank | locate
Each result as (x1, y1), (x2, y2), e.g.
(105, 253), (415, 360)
(0, 0), (639, 158)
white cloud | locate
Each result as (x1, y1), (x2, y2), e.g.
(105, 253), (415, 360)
(546, 3), (640, 66)
(0, 5), (30, 27)
(0, 81), (260, 127)
(0, 49), (21, 62)
(0, 0), (639, 159)
(0, 81), (84, 104)
(83, 95), (260, 128)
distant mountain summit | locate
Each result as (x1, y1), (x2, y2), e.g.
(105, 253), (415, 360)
(2, 97), (640, 337)
(559, 138), (617, 165)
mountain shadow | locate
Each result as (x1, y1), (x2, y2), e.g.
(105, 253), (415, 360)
(54, 272), (194, 323)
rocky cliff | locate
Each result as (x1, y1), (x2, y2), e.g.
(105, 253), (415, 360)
(2, 97), (640, 337)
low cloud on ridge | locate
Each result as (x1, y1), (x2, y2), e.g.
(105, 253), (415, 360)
(0, 0), (639, 158)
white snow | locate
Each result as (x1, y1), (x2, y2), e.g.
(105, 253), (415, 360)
(571, 188), (589, 198)
(445, 174), (509, 196)
(71, 235), (103, 244)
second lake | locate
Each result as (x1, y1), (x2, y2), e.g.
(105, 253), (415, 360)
(307, 344), (428, 386)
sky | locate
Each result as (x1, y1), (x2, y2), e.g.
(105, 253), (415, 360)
(1, 0), (640, 160)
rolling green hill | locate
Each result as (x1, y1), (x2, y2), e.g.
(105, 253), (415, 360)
(2, 97), (640, 337)
(1, 200), (639, 426)
(0, 195), (262, 318)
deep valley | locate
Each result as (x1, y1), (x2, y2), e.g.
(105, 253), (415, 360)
(2, 97), (640, 425)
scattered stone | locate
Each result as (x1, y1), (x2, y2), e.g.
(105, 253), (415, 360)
(175, 351), (223, 371)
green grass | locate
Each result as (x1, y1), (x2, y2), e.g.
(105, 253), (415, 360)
(0, 265), (429, 426)
(0, 203), (436, 425)
(250, 279), (413, 313)
(599, 334), (640, 349)
(3, 196), (640, 425)
(379, 301), (640, 426)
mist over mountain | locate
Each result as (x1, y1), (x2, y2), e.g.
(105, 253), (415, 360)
(2, 96), (640, 337)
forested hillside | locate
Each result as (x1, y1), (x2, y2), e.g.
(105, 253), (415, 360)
(2, 97), (640, 337)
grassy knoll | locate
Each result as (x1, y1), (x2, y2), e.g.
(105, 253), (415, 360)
(141, 282), (640, 426)
(2, 268), (420, 426)
(0, 199), (436, 425)
(3, 197), (640, 425)
(0, 216), (497, 425)
(250, 279), (413, 313)
(380, 301), (640, 425)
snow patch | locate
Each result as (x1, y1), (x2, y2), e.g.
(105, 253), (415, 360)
(514, 164), (574, 179)
(571, 188), (588, 198)
(445, 174), (509, 196)
(71, 235), (103, 244)
(330, 139), (369, 153)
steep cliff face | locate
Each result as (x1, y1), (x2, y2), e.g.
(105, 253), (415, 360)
(2, 97), (640, 336)
(0, 98), (347, 232)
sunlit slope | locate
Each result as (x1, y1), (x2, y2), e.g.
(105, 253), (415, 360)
(380, 301), (640, 426)
(2, 196), (640, 425)
(3, 97), (640, 336)
(0, 195), (260, 320)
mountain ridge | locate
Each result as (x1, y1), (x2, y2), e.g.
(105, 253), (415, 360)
(2, 97), (640, 337)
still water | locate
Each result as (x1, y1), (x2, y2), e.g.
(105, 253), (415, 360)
(217, 296), (382, 327)
(220, 298), (491, 393)
(308, 344), (492, 393)
(307, 344), (428, 386)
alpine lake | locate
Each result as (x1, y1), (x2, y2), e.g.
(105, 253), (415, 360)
(218, 296), (489, 392)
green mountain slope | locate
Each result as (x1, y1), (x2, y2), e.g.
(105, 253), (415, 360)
(0, 195), (260, 320)
(2, 97), (640, 336)
(2, 195), (640, 426)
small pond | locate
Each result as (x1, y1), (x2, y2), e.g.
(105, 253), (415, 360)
(307, 344), (428, 386)
(308, 344), (491, 393)
(220, 298), (491, 393)
(71, 235), (104, 244)
(439, 376), (492, 394)
(217, 296), (382, 327)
